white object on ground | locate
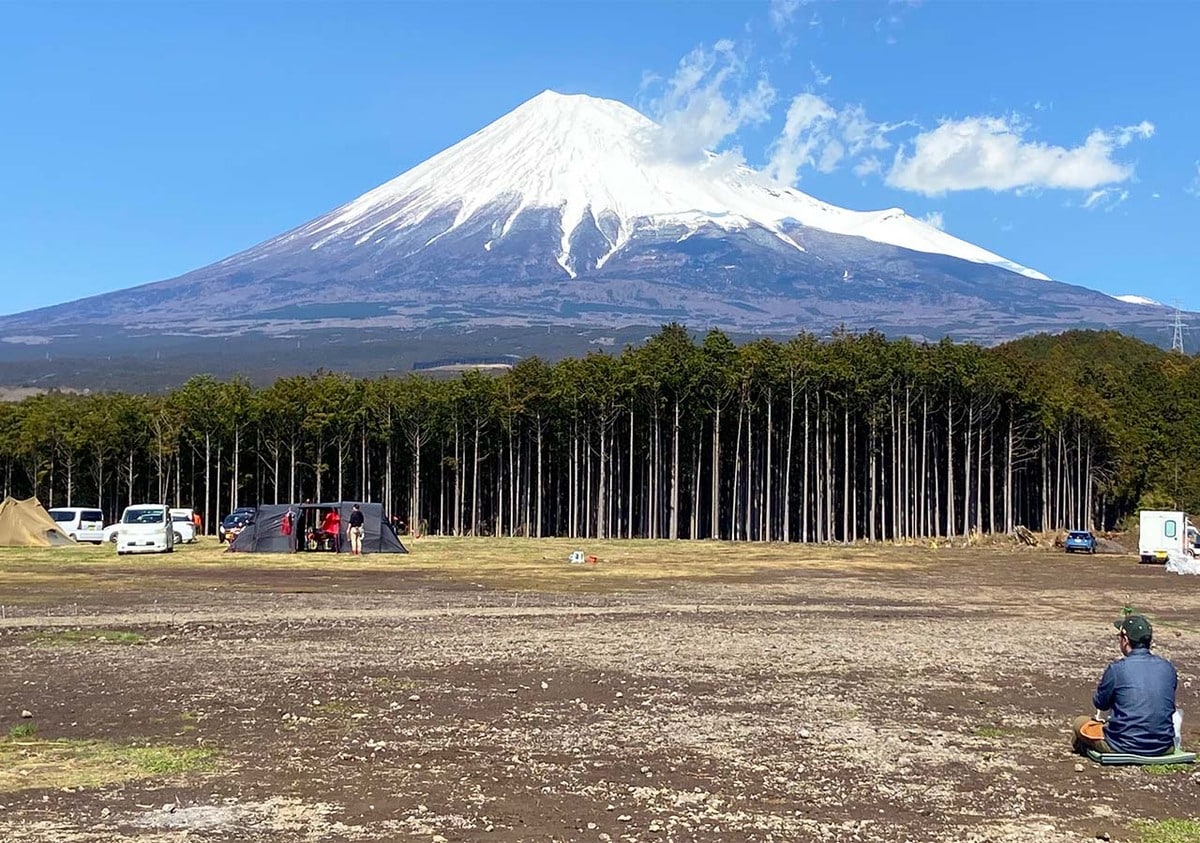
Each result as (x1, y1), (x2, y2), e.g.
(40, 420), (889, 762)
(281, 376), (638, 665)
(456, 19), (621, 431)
(1166, 550), (1200, 575)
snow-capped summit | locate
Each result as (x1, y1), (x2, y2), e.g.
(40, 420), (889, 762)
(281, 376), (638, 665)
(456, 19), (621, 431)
(2, 88), (1168, 353)
(297, 90), (1048, 281)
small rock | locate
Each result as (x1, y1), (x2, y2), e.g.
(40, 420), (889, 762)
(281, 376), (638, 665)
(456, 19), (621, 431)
(1096, 833), (1111, 841)
(798, 729), (811, 739)
(540, 681), (549, 690)
(409, 694), (421, 702)
(100, 807), (111, 819)
(20, 710), (31, 719)
(617, 814), (632, 822)
(1074, 763), (1085, 773)
(161, 803), (177, 813)
(432, 836), (448, 843)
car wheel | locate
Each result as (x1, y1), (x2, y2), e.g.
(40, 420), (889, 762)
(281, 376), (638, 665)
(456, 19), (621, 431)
(174, 532), (183, 544)
(108, 533), (118, 543)
(68, 532), (77, 541)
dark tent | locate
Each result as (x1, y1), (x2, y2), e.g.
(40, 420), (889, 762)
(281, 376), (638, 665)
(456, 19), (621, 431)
(227, 502), (407, 555)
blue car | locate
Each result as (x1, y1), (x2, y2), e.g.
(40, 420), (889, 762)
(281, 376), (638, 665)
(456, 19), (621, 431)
(1065, 530), (1097, 554)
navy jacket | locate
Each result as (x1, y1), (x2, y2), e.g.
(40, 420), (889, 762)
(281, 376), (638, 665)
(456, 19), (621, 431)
(1094, 647), (1177, 755)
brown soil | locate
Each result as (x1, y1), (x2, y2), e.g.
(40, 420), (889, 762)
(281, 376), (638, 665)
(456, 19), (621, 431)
(1, 541), (1197, 842)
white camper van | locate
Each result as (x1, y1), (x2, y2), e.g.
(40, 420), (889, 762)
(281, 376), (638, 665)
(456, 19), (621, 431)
(1138, 510), (1195, 564)
(115, 504), (175, 555)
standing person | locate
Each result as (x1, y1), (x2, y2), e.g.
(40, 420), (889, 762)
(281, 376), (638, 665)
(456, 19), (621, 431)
(1073, 614), (1180, 756)
(348, 503), (365, 556)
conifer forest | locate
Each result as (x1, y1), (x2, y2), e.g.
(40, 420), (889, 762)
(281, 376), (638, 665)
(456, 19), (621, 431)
(2, 326), (1197, 540)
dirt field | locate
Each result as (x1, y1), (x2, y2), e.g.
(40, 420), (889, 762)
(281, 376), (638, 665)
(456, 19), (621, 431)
(0, 537), (1197, 843)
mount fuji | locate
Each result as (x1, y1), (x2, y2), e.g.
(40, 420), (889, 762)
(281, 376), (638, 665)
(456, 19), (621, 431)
(0, 90), (1175, 386)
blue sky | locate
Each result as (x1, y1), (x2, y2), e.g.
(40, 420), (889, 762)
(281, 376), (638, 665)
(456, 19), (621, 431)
(1, 1), (1197, 318)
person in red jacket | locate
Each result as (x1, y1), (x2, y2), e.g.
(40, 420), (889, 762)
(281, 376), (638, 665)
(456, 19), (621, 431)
(319, 508), (341, 552)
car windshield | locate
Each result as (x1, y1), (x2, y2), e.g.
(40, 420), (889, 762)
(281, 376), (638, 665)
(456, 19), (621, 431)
(122, 509), (165, 524)
(49, 511), (75, 522)
(172, 514), (191, 522)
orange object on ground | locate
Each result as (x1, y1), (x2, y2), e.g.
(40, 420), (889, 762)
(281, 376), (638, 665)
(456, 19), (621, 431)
(1080, 720), (1105, 741)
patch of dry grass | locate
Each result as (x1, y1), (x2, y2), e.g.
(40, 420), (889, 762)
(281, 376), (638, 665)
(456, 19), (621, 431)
(0, 738), (215, 792)
(0, 534), (941, 602)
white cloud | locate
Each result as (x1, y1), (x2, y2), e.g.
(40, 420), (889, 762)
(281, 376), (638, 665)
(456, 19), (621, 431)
(769, 0), (804, 32)
(854, 156), (883, 178)
(1082, 187), (1129, 212)
(920, 211), (945, 230)
(648, 41), (776, 162)
(810, 61), (831, 86)
(886, 116), (1156, 196)
(1187, 161), (1200, 198)
(1114, 121), (1155, 146)
(766, 93), (836, 183)
(766, 94), (901, 185)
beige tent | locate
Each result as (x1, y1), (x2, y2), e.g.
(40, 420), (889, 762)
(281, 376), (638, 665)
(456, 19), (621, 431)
(0, 496), (74, 547)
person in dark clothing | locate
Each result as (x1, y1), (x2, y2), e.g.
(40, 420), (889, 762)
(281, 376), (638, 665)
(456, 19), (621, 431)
(348, 503), (365, 556)
(1073, 614), (1179, 755)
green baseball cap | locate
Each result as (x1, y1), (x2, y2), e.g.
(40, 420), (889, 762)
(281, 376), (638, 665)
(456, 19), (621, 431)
(1114, 614), (1153, 645)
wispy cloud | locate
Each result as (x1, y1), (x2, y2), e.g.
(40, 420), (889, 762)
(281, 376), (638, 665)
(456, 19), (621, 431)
(810, 61), (831, 86)
(646, 40), (775, 163)
(1187, 161), (1200, 198)
(920, 210), (945, 230)
(1082, 187), (1130, 212)
(769, 0), (805, 32)
(766, 94), (907, 185)
(886, 117), (1155, 196)
(854, 156), (883, 178)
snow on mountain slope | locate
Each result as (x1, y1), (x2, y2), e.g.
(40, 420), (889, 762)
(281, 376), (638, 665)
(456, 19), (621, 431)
(1112, 294), (1164, 306)
(296, 90), (1048, 281)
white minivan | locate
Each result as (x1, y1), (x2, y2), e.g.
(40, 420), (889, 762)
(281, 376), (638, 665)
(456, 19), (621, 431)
(115, 504), (175, 555)
(47, 507), (106, 544)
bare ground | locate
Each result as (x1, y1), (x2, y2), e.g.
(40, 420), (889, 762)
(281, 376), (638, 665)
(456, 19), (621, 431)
(0, 538), (1198, 842)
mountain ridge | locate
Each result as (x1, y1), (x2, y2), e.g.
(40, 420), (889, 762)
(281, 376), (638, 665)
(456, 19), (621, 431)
(0, 89), (1182, 387)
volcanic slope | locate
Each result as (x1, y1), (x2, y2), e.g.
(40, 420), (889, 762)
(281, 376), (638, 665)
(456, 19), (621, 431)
(0, 90), (1173, 365)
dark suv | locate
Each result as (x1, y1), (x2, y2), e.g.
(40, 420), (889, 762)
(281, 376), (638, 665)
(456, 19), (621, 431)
(218, 507), (257, 543)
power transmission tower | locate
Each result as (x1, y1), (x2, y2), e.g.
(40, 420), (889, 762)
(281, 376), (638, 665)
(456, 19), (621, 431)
(1170, 306), (1188, 354)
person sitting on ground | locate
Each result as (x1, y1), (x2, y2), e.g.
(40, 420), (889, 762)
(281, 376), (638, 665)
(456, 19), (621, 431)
(1073, 614), (1178, 756)
(318, 508), (341, 551)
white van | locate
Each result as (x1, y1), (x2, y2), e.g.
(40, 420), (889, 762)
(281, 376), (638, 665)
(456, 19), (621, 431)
(47, 507), (106, 544)
(169, 508), (198, 543)
(115, 504), (175, 555)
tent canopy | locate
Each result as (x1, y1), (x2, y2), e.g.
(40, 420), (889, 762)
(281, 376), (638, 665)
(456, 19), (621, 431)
(0, 496), (75, 547)
(227, 501), (407, 555)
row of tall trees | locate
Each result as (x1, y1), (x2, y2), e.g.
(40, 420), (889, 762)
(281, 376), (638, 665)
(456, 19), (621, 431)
(1, 327), (1196, 541)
